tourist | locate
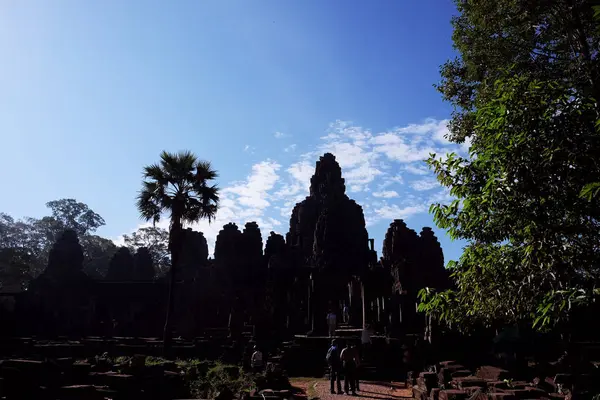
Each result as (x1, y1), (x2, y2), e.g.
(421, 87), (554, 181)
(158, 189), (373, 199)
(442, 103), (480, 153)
(361, 324), (373, 349)
(343, 304), (350, 323)
(326, 339), (343, 394)
(352, 342), (361, 392)
(326, 310), (337, 337)
(251, 345), (264, 372)
(340, 341), (359, 395)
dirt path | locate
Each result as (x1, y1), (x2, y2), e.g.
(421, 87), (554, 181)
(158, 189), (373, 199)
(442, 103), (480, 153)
(291, 379), (412, 400)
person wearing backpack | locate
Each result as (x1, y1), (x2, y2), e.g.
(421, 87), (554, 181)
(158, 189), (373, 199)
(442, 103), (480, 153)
(326, 339), (342, 394)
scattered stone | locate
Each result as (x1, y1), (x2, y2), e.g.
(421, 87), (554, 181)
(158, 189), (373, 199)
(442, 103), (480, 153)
(451, 377), (487, 390)
(439, 389), (469, 400)
(488, 393), (517, 400)
(476, 366), (510, 382)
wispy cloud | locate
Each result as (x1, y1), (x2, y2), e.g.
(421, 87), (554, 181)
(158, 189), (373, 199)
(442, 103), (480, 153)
(372, 190), (399, 198)
(284, 144), (297, 152)
(274, 131), (291, 139)
(410, 178), (440, 192)
(118, 118), (465, 255)
(404, 163), (431, 175)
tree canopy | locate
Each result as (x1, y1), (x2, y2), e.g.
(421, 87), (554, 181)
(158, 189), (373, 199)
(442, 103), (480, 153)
(123, 226), (170, 276)
(419, 0), (600, 331)
(0, 199), (116, 286)
(136, 150), (220, 349)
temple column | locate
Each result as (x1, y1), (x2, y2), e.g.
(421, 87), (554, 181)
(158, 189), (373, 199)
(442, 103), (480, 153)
(361, 280), (366, 329)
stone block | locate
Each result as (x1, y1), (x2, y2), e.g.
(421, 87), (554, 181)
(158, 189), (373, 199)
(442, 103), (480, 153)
(439, 361), (459, 369)
(488, 381), (511, 391)
(451, 370), (474, 379)
(407, 371), (417, 388)
(0, 359), (43, 371)
(438, 389), (469, 400)
(452, 377), (487, 390)
(413, 386), (428, 400)
(510, 382), (531, 390)
(467, 389), (488, 400)
(418, 372), (439, 394)
(488, 393), (518, 400)
(476, 366), (511, 382)
(503, 388), (547, 399)
(89, 371), (134, 390)
(439, 365), (468, 385)
(59, 385), (103, 400)
(532, 377), (555, 393)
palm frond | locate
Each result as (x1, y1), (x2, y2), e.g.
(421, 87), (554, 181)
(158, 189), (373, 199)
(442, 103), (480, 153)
(195, 161), (219, 182)
(198, 184), (220, 205)
(143, 163), (167, 183)
(139, 150), (220, 228)
(185, 198), (218, 224)
(136, 190), (162, 223)
(160, 150), (197, 183)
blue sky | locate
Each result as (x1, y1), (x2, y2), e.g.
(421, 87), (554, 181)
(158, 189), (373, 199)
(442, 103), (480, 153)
(0, 0), (467, 262)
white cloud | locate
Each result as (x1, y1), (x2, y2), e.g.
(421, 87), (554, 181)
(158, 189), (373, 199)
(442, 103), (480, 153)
(226, 161), (281, 209)
(410, 178), (440, 192)
(374, 204), (428, 220)
(274, 131), (290, 139)
(119, 118), (464, 257)
(373, 190), (399, 198)
(284, 144), (297, 153)
(404, 163), (431, 175)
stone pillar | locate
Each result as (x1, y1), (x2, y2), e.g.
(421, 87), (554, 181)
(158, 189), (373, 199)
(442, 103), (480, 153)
(361, 280), (366, 329)
(349, 279), (362, 327)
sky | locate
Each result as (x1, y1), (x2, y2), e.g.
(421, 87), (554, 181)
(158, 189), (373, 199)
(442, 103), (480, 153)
(0, 0), (468, 263)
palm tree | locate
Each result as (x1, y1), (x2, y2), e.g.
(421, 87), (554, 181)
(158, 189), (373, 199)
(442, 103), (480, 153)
(136, 150), (219, 350)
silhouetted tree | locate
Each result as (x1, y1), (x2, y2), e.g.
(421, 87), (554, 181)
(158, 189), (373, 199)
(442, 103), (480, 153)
(123, 226), (170, 276)
(136, 150), (219, 350)
(0, 200), (113, 284)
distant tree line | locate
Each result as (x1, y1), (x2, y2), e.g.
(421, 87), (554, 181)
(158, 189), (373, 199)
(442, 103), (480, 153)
(0, 198), (171, 290)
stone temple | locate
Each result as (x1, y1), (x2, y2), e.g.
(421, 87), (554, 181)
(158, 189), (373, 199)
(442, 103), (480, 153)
(3, 154), (599, 400)
(1, 152), (450, 364)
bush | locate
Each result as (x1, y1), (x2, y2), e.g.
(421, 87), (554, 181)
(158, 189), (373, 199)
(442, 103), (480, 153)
(189, 361), (257, 399)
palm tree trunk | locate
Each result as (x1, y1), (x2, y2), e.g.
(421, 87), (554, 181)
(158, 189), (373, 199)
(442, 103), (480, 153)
(163, 248), (178, 355)
(163, 217), (183, 355)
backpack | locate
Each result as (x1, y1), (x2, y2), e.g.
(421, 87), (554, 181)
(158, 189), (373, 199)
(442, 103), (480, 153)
(326, 346), (339, 366)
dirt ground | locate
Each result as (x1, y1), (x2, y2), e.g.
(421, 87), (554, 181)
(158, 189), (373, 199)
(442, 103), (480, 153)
(290, 378), (412, 400)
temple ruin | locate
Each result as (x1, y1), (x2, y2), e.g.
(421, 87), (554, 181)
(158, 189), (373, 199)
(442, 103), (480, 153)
(4, 153), (449, 345)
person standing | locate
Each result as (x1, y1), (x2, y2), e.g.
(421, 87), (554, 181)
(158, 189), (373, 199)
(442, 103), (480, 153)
(251, 345), (264, 373)
(326, 310), (337, 337)
(361, 324), (373, 350)
(343, 304), (350, 323)
(326, 339), (343, 394)
(340, 342), (359, 395)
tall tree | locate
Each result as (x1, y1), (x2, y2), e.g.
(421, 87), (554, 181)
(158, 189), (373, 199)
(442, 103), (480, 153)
(419, 0), (600, 332)
(123, 226), (170, 277)
(45, 199), (105, 238)
(0, 200), (113, 281)
(136, 150), (219, 349)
